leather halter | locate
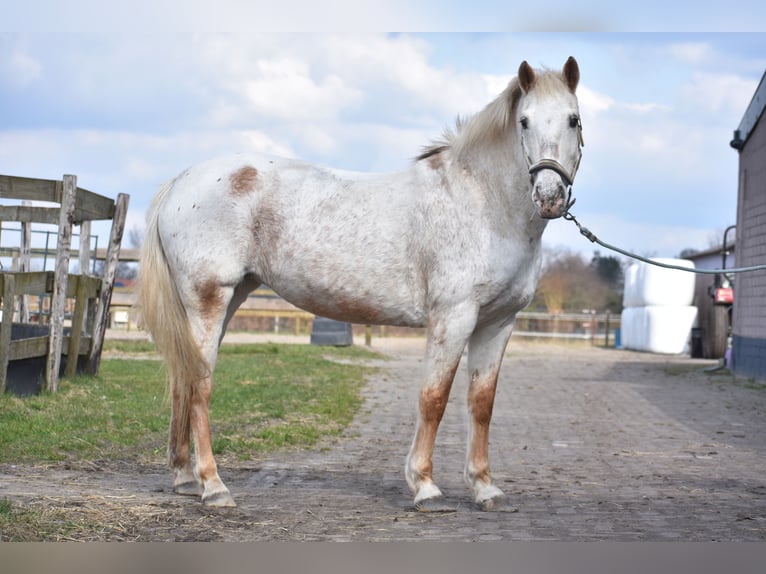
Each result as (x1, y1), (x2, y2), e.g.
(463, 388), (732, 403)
(528, 158), (575, 187)
(525, 119), (584, 190)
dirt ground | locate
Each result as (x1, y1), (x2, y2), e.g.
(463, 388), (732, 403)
(2, 334), (766, 541)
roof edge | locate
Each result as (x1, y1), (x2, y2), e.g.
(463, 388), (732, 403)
(731, 70), (766, 150)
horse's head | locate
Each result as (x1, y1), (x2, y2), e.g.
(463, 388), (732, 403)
(517, 57), (583, 219)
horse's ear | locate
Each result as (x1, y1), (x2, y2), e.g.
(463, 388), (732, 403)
(563, 56), (579, 93)
(518, 60), (536, 92)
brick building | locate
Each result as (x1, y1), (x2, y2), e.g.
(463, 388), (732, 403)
(730, 69), (766, 378)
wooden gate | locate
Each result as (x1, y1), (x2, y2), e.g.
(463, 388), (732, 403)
(0, 174), (129, 393)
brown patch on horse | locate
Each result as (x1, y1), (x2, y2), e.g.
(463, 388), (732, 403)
(230, 166), (260, 196)
(250, 198), (285, 276)
(295, 293), (383, 325)
(468, 366), (500, 426)
(335, 296), (383, 324)
(195, 279), (225, 323)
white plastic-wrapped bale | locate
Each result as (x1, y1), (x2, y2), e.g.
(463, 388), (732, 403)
(620, 305), (698, 354)
(622, 259), (696, 308)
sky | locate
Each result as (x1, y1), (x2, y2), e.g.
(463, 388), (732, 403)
(2, 4), (766, 267)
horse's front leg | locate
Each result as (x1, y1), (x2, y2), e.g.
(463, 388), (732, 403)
(406, 305), (477, 510)
(464, 319), (515, 510)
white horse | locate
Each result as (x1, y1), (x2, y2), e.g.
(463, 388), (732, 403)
(137, 57), (583, 510)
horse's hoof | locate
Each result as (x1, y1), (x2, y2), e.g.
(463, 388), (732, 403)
(474, 484), (511, 511)
(202, 490), (237, 508)
(173, 481), (203, 497)
(477, 492), (509, 511)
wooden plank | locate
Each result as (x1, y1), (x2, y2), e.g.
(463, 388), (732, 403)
(87, 192), (129, 375)
(0, 175), (60, 202)
(18, 204), (32, 322)
(6, 271), (53, 295)
(7, 336), (49, 361)
(6, 335), (92, 363)
(0, 271), (98, 299)
(61, 335), (93, 356)
(93, 247), (139, 262)
(79, 220), (91, 276)
(46, 175), (77, 393)
(65, 276), (88, 378)
(70, 274), (101, 298)
(0, 273), (15, 393)
(74, 188), (115, 222)
(0, 205), (62, 225)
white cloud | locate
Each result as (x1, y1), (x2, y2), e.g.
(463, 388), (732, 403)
(2, 32), (764, 261)
(8, 49), (42, 86)
(324, 34), (495, 118)
(235, 131), (294, 157)
(578, 84), (615, 114)
(680, 72), (758, 115)
(242, 57), (363, 121)
(669, 42), (715, 65)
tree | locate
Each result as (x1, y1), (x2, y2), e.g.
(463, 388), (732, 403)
(591, 252), (623, 290)
(530, 249), (625, 313)
(127, 225), (144, 250)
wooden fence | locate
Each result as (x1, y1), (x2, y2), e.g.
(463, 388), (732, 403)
(109, 288), (620, 347)
(0, 174), (129, 393)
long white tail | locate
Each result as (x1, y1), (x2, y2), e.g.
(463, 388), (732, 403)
(135, 180), (208, 459)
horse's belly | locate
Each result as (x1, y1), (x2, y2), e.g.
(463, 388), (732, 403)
(270, 282), (426, 328)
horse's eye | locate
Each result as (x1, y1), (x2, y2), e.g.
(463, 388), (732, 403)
(569, 115), (580, 128)
(520, 116), (529, 129)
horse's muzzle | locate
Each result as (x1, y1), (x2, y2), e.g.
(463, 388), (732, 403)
(533, 185), (569, 219)
(528, 158), (575, 219)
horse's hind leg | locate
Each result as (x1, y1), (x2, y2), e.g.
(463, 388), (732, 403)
(171, 278), (256, 507)
(166, 312), (232, 505)
(405, 304), (477, 510)
(169, 390), (201, 497)
(464, 320), (515, 510)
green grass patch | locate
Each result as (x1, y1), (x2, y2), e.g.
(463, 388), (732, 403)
(0, 343), (379, 465)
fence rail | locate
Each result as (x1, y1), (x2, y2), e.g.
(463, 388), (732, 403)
(513, 311), (620, 346)
(108, 288), (620, 347)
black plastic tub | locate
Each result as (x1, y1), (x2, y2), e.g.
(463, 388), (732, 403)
(4, 323), (84, 396)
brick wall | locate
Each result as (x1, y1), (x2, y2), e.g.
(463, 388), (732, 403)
(733, 108), (766, 378)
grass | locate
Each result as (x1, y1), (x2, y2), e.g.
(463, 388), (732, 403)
(0, 341), (379, 465)
(1, 340), (380, 540)
(0, 497), (102, 541)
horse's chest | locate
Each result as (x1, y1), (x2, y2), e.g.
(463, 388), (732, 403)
(476, 250), (540, 317)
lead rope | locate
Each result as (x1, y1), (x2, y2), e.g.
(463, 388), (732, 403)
(562, 207), (766, 275)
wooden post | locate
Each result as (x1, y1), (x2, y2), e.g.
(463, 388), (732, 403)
(78, 220), (91, 276)
(46, 174), (77, 392)
(77, 220), (91, 334)
(365, 324), (372, 347)
(86, 193), (128, 375)
(0, 273), (15, 393)
(590, 310), (597, 347)
(19, 201), (32, 322)
(64, 275), (88, 378)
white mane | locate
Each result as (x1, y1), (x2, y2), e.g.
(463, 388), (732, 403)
(417, 69), (569, 162)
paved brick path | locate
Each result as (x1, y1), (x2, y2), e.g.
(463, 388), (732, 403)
(2, 336), (765, 540)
